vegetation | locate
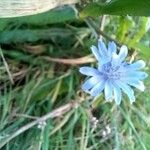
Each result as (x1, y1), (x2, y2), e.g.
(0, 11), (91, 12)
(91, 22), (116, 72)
(0, 1), (150, 149)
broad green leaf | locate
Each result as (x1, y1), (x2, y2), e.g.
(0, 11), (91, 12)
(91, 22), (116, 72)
(80, 0), (150, 18)
(0, 6), (76, 29)
(0, 21), (8, 31)
(0, 28), (73, 44)
(80, 3), (103, 18)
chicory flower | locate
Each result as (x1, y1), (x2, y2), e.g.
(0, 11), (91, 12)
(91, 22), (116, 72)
(79, 40), (148, 105)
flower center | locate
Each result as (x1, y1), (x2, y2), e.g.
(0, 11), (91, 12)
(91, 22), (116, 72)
(102, 62), (122, 80)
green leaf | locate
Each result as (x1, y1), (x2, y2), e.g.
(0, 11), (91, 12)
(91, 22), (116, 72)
(135, 43), (150, 58)
(0, 21), (8, 31)
(80, 0), (150, 18)
(116, 16), (135, 42)
(128, 17), (148, 47)
(79, 3), (103, 18)
(0, 28), (73, 44)
(0, 6), (76, 28)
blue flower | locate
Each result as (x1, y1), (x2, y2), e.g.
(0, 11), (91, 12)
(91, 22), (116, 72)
(79, 40), (148, 105)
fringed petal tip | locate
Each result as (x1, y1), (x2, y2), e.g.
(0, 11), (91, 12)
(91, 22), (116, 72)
(108, 41), (117, 54)
(127, 60), (146, 70)
(118, 45), (128, 62)
(91, 45), (101, 61)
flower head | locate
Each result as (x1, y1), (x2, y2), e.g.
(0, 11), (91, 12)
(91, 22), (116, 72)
(79, 40), (148, 105)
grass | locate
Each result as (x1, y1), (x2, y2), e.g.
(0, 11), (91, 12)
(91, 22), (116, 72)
(0, 7), (150, 150)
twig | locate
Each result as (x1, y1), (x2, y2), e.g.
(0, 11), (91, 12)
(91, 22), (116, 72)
(129, 51), (138, 63)
(42, 55), (95, 65)
(0, 101), (79, 148)
(99, 15), (106, 40)
(85, 18), (122, 47)
(14, 114), (39, 119)
(0, 48), (14, 84)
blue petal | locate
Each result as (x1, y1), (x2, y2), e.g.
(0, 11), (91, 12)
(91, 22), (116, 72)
(107, 41), (117, 62)
(126, 80), (145, 91)
(98, 40), (107, 57)
(125, 71), (148, 80)
(115, 81), (135, 103)
(82, 76), (101, 91)
(108, 41), (117, 54)
(91, 46), (106, 65)
(98, 40), (112, 64)
(111, 53), (120, 66)
(126, 60), (146, 70)
(79, 67), (100, 76)
(90, 80), (105, 96)
(112, 83), (122, 105)
(104, 80), (113, 101)
(91, 45), (101, 61)
(118, 45), (128, 62)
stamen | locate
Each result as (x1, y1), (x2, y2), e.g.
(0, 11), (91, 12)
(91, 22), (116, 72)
(102, 62), (122, 79)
